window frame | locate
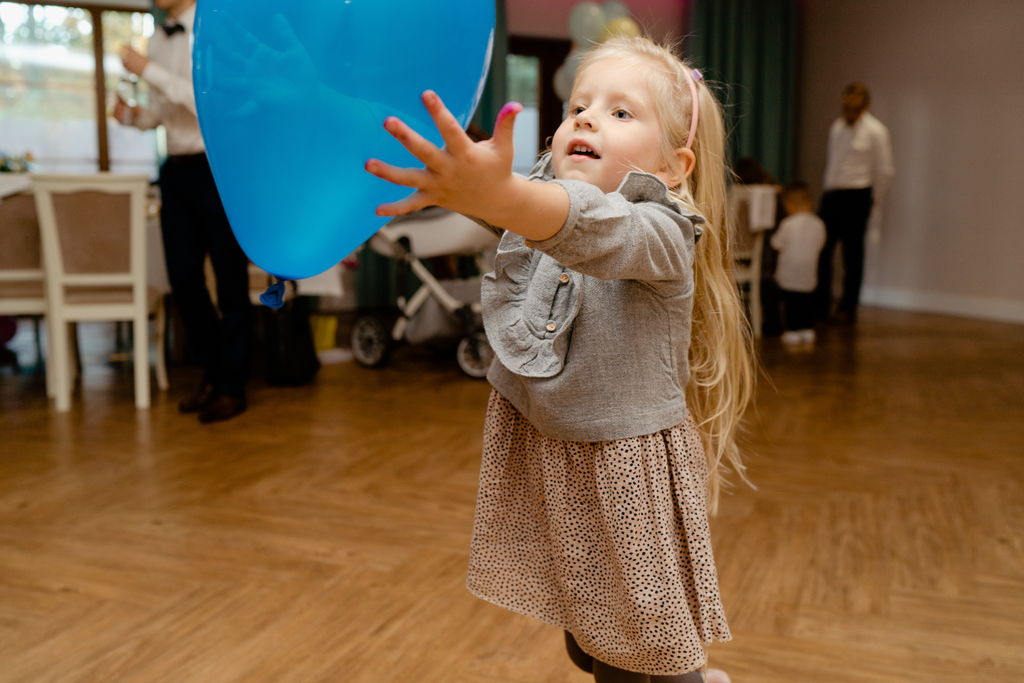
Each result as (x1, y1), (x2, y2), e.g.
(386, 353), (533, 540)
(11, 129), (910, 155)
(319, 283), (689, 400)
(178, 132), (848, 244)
(4, 0), (150, 171)
(508, 35), (571, 155)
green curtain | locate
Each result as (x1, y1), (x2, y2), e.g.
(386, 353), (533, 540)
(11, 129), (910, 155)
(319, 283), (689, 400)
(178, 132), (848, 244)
(357, 0), (507, 309)
(686, 0), (797, 182)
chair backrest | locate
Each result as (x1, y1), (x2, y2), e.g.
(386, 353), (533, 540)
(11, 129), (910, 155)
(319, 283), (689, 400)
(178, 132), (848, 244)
(0, 192), (46, 313)
(30, 173), (150, 314)
(728, 184), (778, 259)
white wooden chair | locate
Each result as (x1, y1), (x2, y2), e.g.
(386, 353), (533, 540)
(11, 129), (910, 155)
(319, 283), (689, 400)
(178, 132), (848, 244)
(0, 191), (54, 393)
(31, 173), (168, 411)
(728, 184), (778, 339)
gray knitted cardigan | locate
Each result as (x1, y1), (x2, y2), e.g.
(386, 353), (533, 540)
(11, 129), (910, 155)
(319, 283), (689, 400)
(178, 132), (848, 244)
(481, 154), (705, 442)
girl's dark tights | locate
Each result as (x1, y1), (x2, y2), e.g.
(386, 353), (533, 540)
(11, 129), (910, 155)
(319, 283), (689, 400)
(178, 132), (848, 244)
(564, 631), (706, 683)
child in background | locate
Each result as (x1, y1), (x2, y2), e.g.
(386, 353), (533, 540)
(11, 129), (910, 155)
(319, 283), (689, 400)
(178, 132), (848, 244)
(771, 182), (826, 347)
(366, 36), (751, 683)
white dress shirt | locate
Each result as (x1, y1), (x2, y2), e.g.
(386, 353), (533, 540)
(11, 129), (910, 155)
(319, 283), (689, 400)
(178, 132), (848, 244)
(131, 5), (205, 155)
(822, 112), (895, 200)
(771, 211), (826, 293)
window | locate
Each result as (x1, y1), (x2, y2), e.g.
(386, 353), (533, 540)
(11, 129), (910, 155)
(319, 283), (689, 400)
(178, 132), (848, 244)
(507, 53), (539, 174)
(0, 1), (158, 175)
(508, 35), (573, 166)
(0, 2), (98, 172)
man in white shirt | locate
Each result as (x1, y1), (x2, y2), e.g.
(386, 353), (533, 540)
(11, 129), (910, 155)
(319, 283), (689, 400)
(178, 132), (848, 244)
(114, 0), (252, 423)
(816, 82), (894, 323)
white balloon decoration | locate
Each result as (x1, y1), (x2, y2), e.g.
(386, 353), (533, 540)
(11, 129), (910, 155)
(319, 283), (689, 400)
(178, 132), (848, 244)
(555, 1), (636, 102)
(603, 0), (631, 21)
(553, 48), (586, 101)
(568, 1), (607, 45)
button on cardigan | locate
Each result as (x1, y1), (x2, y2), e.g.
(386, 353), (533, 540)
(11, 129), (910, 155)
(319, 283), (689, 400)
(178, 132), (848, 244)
(481, 154), (704, 442)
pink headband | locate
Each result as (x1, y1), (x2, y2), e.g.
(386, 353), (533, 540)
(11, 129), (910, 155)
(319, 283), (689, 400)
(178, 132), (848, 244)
(682, 68), (702, 149)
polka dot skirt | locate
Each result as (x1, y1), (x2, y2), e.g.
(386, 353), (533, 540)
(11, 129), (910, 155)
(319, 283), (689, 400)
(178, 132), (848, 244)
(467, 390), (731, 676)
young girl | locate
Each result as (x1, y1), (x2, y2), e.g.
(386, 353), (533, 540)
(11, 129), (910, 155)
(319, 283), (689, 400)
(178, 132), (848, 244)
(366, 36), (752, 683)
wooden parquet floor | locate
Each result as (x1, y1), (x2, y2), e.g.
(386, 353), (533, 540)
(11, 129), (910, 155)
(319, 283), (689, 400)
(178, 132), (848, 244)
(1, 308), (1022, 682)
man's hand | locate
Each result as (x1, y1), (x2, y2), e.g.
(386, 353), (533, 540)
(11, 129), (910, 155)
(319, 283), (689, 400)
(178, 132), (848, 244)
(112, 95), (140, 125)
(121, 46), (150, 76)
(867, 203), (884, 248)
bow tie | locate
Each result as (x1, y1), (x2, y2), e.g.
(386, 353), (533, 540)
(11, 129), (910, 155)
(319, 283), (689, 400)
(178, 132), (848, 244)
(162, 22), (185, 37)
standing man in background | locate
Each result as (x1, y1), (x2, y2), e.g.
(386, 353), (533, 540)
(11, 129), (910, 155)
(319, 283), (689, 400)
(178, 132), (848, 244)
(816, 82), (895, 323)
(114, 0), (253, 423)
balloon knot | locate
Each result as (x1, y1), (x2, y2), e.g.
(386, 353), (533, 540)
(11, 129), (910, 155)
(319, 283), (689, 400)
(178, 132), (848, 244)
(259, 279), (288, 309)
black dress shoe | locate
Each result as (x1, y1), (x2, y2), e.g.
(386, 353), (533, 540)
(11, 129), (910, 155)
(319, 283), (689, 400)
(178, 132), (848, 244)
(198, 394), (247, 424)
(179, 384), (216, 413)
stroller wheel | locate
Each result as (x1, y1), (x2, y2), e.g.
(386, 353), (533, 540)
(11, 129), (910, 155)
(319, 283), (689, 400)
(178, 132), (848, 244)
(456, 332), (494, 379)
(351, 314), (392, 368)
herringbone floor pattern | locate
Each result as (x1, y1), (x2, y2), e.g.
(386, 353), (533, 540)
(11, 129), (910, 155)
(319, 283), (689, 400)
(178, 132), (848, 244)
(1, 308), (1021, 682)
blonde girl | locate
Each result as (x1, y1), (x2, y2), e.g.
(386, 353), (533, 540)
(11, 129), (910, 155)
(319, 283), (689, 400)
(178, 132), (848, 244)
(366, 36), (752, 683)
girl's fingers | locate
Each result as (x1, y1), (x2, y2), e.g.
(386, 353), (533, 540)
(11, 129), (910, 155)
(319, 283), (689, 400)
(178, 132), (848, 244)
(491, 101), (523, 154)
(383, 116), (447, 169)
(364, 158), (431, 190)
(375, 191), (433, 217)
(421, 90), (472, 156)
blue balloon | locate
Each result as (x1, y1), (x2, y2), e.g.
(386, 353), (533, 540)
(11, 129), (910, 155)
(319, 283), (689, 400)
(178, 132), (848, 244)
(193, 0), (495, 280)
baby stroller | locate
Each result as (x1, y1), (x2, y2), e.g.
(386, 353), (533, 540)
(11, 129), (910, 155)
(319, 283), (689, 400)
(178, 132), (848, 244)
(350, 207), (499, 378)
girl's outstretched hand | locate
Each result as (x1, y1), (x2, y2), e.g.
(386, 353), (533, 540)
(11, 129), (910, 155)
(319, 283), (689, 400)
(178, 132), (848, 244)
(365, 91), (522, 222)
(367, 90), (568, 241)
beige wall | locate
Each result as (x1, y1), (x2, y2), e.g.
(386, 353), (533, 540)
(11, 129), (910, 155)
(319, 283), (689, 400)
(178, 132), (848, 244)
(797, 0), (1024, 323)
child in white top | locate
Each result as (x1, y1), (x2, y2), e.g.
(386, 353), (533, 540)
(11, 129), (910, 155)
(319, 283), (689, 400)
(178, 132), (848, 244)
(366, 37), (751, 683)
(771, 182), (826, 346)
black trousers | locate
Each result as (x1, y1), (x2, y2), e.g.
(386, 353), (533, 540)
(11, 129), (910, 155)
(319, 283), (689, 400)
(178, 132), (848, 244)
(781, 289), (815, 331)
(815, 187), (873, 318)
(159, 153), (253, 397)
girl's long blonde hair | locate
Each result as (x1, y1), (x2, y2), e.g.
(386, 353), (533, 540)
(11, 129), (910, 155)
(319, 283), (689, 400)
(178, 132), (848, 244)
(578, 37), (755, 512)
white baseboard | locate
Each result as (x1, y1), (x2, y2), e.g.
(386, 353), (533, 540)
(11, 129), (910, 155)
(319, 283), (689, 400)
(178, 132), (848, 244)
(860, 286), (1024, 325)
